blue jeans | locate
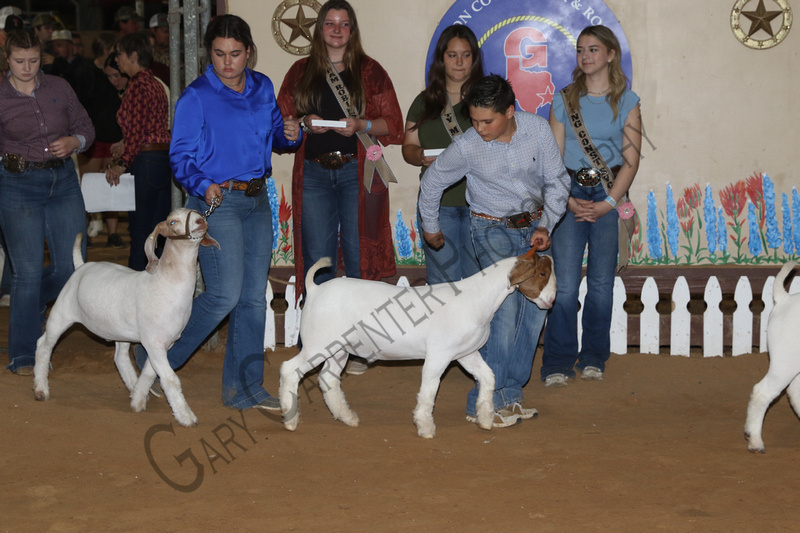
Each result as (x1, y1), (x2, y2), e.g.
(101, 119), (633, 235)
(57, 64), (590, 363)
(420, 205), (480, 284)
(0, 159), (86, 372)
(137, 188), (273, 408)
(301, 159), (360, 284)
(541, 182), (619, 379)
(465, 215), (550, 416)
(128, 150), (172, 271)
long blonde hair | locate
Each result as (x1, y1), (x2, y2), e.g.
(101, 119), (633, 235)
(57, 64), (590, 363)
(292, 0), (367, 116)
(563, 25), (627, 119)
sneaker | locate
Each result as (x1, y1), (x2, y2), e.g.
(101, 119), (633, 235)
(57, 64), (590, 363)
(15, 366), (34, 376)
(0, 294), (9, 307)
(581, 366), (603, 380)
(106, 233), (125, 248)
(544, 373), (568, 388)
(252, 395), (281, 411)
(466, 409), (523, 428)
(345, 358), (369, 376)
(149, 379), (164, 398)
(507, 401), (538, 420)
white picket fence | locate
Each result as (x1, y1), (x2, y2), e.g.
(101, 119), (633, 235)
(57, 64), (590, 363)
(264, 273), (800, 357)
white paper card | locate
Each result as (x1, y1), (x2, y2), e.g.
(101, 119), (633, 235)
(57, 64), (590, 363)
(81, 172), (136, 212)
(311, 119), (347, 128)
(423, 149), (445, 157)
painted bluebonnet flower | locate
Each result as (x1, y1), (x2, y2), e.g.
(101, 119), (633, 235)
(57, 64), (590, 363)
(782, 193), (794, 255)
(793, 188), (800, 254)
(646, 190), (663, 260)
(704, 183), (717, 255)
(413, 219), (422, 250)
(748, 202), (762, 257)
(267, 177), (279, 250)
(666, 183), (679, 259)
(762, 174), (781, 250)
(718, 207), (728, 254)
(394, 209), (413, 258)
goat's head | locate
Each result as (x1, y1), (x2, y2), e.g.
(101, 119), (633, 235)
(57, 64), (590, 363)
(508, 248), (556, 309)
(145, 208), (220, 274)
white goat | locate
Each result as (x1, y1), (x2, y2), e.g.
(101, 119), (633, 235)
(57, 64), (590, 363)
(745, 261), (800, 453)
(280, 249), (556, 438)
(33, 208), (219, 427)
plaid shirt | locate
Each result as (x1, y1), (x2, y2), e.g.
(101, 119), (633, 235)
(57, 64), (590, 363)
(117, 69), (170, 166)
(419, 111), (570, 234)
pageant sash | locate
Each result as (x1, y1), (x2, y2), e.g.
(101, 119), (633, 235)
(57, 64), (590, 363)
(440, 95), (463, 140)
(561, 87), (636, 271)
(325, 62), (397, 190)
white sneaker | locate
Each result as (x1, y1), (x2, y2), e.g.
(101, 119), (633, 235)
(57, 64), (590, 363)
(0, 294), (9, 307)
(466, 409), (522, 428)
(507, 401), (538, 420)
(581, 366), (603, 380)
(544, 373), (568, 388)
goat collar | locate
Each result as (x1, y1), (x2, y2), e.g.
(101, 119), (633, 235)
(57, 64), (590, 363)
(167, 215), (202, 241)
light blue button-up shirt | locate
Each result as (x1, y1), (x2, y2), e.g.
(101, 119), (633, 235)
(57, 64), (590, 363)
(419, 111), (569, 234)
(170, 65), (302, 199)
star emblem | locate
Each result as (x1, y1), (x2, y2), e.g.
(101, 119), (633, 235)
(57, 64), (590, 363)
(281, 5), (316, 44)
(741, 0), (782, 36)
(731, 0), (793, 50)
(272, 0), (322, 56)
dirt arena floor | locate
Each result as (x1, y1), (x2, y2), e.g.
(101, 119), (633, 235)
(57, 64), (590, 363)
(2, 238), (800, 532)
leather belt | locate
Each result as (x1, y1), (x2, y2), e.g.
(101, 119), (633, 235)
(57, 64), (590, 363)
(139, 143), (170, 151)
(471, 206), (544, 228)
(308, 151), (356, 170)
(568, 165), (621, 187)
(2, 154), (65, 174)
(219, 176), (267, 197)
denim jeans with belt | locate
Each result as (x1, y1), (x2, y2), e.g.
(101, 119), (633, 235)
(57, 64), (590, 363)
(138, 188), (274, 408)
(419, 205), (480, 285)
(0, 159), (86, 372)
(541, 181), (619, 380)
(301, 159), (360, 284)
(465, 215), (550, 416)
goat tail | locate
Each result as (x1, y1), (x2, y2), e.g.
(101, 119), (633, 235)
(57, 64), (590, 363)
(773, 261), (797, 306)
(73, 233), (85, 269)
(305, 257), (333, 294)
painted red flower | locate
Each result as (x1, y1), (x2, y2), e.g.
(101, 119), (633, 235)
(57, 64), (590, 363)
(683, 184), (702, 209)
(676, 198), (691, 219)
(719, 180), (746, 219)
(279, 185), (292, 223)
(366, 144), (382, 161)
(680, 215), (695, 233)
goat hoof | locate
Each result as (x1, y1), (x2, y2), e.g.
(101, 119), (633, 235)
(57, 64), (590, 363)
(33, 389), (49, 401)
(283, 416), (299, 431)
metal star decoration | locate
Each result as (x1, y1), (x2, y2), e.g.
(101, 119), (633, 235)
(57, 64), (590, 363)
(741, 0), (782, 36)
(272, 0), (322, 56)
(281, 4), (316, 43)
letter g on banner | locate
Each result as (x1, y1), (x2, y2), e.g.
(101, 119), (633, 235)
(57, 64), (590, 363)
(426, 0), (633, 119)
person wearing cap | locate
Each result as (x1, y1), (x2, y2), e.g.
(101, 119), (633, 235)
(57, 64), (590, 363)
(114, 6), (141, 36)
(0, 6), (23, 72)
(149, 13), (169, 66)
(32, 13), (55, 44)
(49, 28), (92, 93)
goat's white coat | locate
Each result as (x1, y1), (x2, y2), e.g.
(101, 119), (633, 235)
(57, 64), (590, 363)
(745, 261), (800, 453)
(279, 252), (556, 438)
(33, 208), (219, 427)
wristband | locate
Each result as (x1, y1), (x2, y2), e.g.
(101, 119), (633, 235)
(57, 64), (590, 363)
(365, 120), (372, 133)
(299, 116), (312, 134)
(604, 196), (617, 208)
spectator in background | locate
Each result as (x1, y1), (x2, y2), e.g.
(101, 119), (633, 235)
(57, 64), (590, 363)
(105, 32), (171, 271)
(32, 12), (56, 68)
(72, 32), (83, 57)
(149, 13), (169, 66)
(0, 6), (23, 72)
(114, 6), (142, 36)
(79, 34), (127, 248)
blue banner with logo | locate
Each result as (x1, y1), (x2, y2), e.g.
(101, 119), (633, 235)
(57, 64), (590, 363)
(426, 0), (633, 118)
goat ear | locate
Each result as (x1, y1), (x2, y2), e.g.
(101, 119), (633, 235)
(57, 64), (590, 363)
(201, 234), (220, 249)
(144, 221), (167, 274)
(509, 252), (539, 286)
